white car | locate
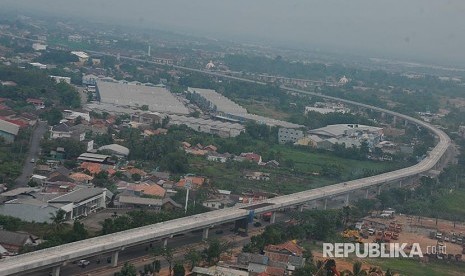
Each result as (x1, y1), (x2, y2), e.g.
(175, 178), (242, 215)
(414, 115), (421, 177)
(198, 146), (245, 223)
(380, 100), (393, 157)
(30, 158), (35, 163)
(78, 260), (90, 267)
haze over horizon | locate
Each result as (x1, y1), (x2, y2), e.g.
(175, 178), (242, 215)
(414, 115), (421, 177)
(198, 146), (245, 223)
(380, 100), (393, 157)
(2, 0), (465, 67)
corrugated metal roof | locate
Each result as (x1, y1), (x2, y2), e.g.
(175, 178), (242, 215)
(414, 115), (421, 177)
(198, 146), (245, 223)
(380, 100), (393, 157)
(0, 119), (20, 136)
(49, 188), (104, 203)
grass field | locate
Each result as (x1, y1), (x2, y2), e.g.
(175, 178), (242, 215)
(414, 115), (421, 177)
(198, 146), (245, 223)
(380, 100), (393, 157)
(435, 189), (465, 218)
(188, 144), (404, 194)
(370, 258), (465, 276)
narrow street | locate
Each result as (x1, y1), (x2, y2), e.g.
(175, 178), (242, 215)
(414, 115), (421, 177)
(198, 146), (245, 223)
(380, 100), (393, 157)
(15, 121), (48, 187)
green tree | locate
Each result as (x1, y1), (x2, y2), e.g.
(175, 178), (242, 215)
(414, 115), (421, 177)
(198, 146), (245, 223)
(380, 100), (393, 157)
(173, 263), (185, 276)
(153, 260), (161, 274)
(67, 220), (88, 242)
(119, 262), (137, 276)
(154, 247), (174, 276)
(184, 248), (202, 271)
(41, 107), (63, 125)
(131, 173), (141, 182)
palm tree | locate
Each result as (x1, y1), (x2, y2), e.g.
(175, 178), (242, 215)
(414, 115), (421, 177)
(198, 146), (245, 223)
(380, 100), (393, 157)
(352, 261), (367, 276)
(49, 209), (67, 232)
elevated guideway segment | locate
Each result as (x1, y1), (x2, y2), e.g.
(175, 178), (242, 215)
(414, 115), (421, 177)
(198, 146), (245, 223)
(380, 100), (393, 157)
(0, 60), (451, 275)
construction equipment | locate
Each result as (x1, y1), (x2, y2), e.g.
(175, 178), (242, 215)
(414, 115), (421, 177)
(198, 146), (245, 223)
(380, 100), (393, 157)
(342, 229), (363, 243)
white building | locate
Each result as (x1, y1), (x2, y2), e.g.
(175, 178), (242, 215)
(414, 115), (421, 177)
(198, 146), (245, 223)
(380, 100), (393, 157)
(278, 128), (304, 144)
(63, 110), (91, 122)
(50, 75), (71, 84)
(71, 51), (89, 63)
(32, 43), (47, 51)
(29, 62), (47, 69)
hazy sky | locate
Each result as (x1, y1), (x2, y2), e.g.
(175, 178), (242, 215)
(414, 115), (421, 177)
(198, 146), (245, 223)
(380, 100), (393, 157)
(3, 0), (465, 66)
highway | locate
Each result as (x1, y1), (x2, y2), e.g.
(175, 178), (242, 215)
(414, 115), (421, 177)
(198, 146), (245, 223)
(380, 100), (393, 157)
(0, 55), (451, 276)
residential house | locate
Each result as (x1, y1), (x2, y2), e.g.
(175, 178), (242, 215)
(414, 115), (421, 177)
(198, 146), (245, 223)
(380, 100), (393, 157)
(131, 183), (166, 198)
(206, 152), (231, 163)
(240, 152), (262, 164)
(264, 160), (280, 168)
(130, 112), (163, 126)
(80, 162), (116, 175)
(26, 98), (45, 109)
(264, 241), (306, 269)
(0, 118), (20, 143)
(0, 230), (39, 256)
(50, 123), (72, 139)
(69, 172), (94, 184)
(115, 196), (181, 210)
(176, 176), (206, 190)
(63, 110), (90, 122)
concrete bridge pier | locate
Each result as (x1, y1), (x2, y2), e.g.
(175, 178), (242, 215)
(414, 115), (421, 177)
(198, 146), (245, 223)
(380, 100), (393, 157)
(202, 227), (209, 240)
(163, 238), (168, 248)
(365, 189), (369, 199)
(111, 251), (119, 267)
(270, 212), (276, 224)
(377, 185), (382, 196)
(324, 198), (328, 210)
(51, 266), (60, 276)
(344, 193), (350, 206)
(298, 204), (304, 212)
(399, 180), (402, 188)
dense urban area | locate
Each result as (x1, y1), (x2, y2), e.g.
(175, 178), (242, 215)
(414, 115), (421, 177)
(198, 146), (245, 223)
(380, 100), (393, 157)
(0, 8), (465, 276)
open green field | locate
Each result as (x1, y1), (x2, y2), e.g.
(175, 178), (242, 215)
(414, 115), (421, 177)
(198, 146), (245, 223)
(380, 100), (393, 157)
(370, 258), (465, 276)
(188, 144), (405, 194)
(435, 189), (465, 215)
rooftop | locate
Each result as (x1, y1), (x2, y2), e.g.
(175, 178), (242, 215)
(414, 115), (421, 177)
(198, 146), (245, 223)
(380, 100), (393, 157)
(97, 81), (188, 114)
(0, 118), (20, 136)
(49, 188), (105, 204)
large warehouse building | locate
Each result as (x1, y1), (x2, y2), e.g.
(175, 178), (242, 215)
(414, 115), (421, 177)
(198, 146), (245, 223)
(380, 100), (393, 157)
(97, 81), (189, 115)
(188, 87), (303, 129)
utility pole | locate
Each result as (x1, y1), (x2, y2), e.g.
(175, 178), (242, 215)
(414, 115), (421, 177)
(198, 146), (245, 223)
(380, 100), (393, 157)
(184, 179), (192, 214)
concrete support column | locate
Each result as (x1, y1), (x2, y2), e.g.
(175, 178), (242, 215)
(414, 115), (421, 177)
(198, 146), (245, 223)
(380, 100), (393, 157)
(399, 180), (402, 188)
(324, 198), (328, 210)
(111, 251), (119, 267)
(365, 189), (369, 199)
(298, 204), (304, 212)
(51, 266), (61, 276)
(202, 228), (209, 240)
(392, 116), (397, 125)
(270, 212), (276, 224)
(344, 193), (350, 206)
(377, 185), (382, 196)
(163, 238), (168, 248)
(404, 120), (408, 127)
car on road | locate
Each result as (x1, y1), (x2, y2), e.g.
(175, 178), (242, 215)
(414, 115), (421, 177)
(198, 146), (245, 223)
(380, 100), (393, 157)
(78, 260), (90, 267)
(30, 158), (35, 163)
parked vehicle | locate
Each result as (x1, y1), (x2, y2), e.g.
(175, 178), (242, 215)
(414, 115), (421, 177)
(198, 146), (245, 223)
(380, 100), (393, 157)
(78, 260), (90, 267)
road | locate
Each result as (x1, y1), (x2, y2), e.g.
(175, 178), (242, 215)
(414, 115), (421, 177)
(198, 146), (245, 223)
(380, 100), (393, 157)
(15, 121), (48, 187)
(22, 220), (273, 276)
